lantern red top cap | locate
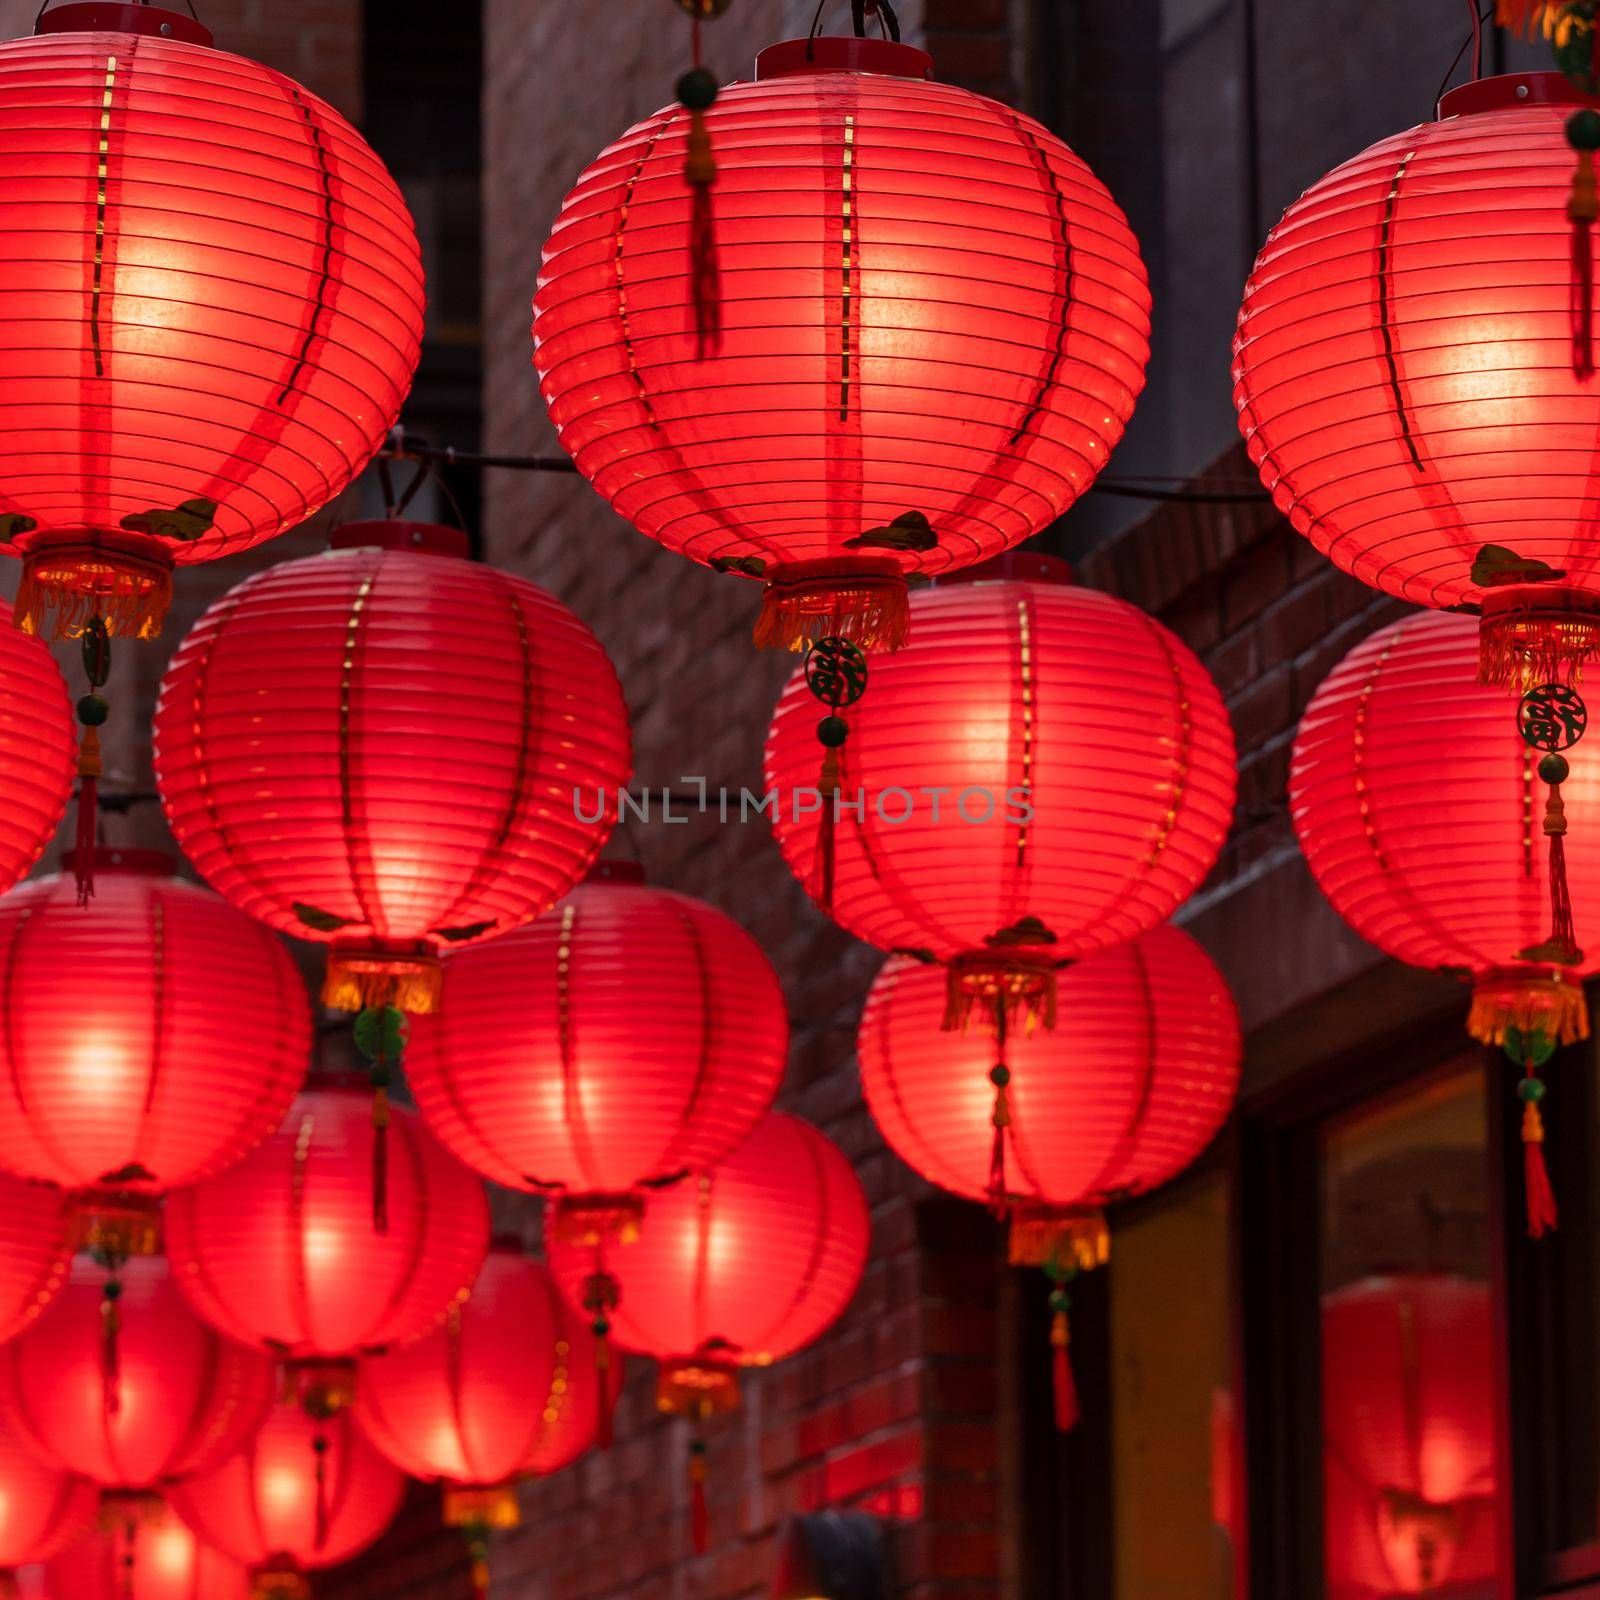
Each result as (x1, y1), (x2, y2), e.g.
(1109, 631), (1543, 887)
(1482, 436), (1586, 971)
(943, 551), (1074, 587)
(58, 846), (175, 878)
(1439, 70), (1592, 118)
(329, 521), (470, 559)
(755, 37), (932, 80)
(35, 3), (213, 45)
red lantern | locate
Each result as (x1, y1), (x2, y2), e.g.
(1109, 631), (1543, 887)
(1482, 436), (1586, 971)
(1234, 71), (1600, 690)
(40, 1508), (250, 1600)
(0, 1254), (275, 1489)
(168, 1406), (404, 1599)
(0, 1413), (97, 1586)
(0, 1171), (73, 1346)
(0, 6), (423, 642)
(0, 618), (74, 895)
(405, 864), (787, 1249)
(533, 36), (1150, 653)
(1322, 1275), (1496, 1599)
(859, 922), (1240, 1428)
(764, 555), (1236, 1025)
(164, 1080), (489, 1413)
(154, 520), (633, 1014)
(0, 850), (309, 1252)
(356, 1245), (598, 1595)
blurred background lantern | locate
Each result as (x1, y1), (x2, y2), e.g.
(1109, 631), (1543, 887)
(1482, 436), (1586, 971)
(168, 1406), (404, 1600)
(1322, 1275), (1496, 1599)
(164, 1079), (489, 1417)
(765, 555), (1236, 1027)
(154, 520), (632, 1015)
(0, 1412), (97, 1589)
(406, 864), (787, 1253)
(357, 1244), (599, 1595)
(534, 38), (1150, 652)
(0, 8), (424, 641)
(0, 849), (308, 1299)
(858, 923), (1240, 1428)
(547, 1112), (869, 1553)
(0, 1170), (73, 1344)
(1235, 72), (1600, 691)
(0, 1254), (275, 1489)
(0, 619), (74, 895)
(40, 1505), (250, 1600)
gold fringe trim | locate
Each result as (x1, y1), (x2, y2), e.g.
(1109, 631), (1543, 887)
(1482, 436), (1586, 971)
(281, 1358), (359, 1420)
(69, 1191), (162, 1262)
(944, 954), (1059, 1034)
(550, 1193), (644, 1248)
(1467, 967), (1591, 1047)
(252, 1563), (311, 1600)
(17, 543), (172, 641)
(444, 1483), (522, 1531)
(657, 1357), (742, 1418)
(1008, 1207), (1110, 1272)
(1478, 588), (1600, 690)
(322, 947), (442, 1015)
(753, 558), (909, 653)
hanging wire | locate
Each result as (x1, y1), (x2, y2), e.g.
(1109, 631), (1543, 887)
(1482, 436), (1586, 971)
(1436, 5), (1495, 106)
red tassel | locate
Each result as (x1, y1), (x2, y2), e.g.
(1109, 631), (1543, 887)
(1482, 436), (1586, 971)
(811, 744), (841, 916)
(101, 1279), (121, 1418)
(1051, 1309), (1080, 1432)
(1549, 827), (1577, 954)
(986, 1009), (1012, 1216)
(75, 729), (101, 905)
(1523, 1096), (1560, 1237)
(371, 1087), (390, 1236)
(312, 1433), (331, 1551)
(594, 1327), (615, 1450)
(689, 1441), (708, 1555)
(1572, 150), (1598, 380)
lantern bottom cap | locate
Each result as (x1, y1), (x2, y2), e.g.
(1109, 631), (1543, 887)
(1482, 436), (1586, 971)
(282, 1356), (360, 1419)
(1466, 966), (1591, 1047)
(752, 556), (909, 653)
(1477, 584), (1600, 691)
(98, 1489), (168, 1530)
(69, 1189), (163, 1262)
(251, 1561), (311, 1600)
(549, 1191), (645, 1246)
(944, 951), (1062, 1034)
(443, 1481), (522, 1531)
(1007, 1206), (1110, 1272)
(16, 537), (173, 641)
(657, 1355), (742, 1418)
(322, 940), (442, 1015)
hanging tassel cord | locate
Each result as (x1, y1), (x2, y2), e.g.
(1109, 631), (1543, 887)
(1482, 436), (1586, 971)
(465, 1526), (492, 1600)
(74, 616), (112, 905)
(312, 1432), (331, 1553)
(354, 1005), (407, 1237)
(986, 1004), (1011, 1216)
(101, 1270), (124, 1419)
(119, 1513), (136, 1600)
(689, 1430), (709, 1555)
(813, 714), (848, 916)
(1046, 1263), (1080, 1433)
(583, 1265), (622, 1450)
(678, 20), (722, 359)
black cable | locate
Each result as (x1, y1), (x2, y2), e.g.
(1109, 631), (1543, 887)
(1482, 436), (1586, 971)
(1436, 5), (1495, 107)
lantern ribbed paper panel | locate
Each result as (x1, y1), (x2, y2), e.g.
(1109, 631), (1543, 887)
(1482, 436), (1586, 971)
(1323, 1275), (1496, 1599)
(859, 924), (1240, 1208)
(0, 11), (424, 640)
(547, 1113), (868, 1384)
(42, 1514), (250, 1600)
(0, 1414), (96, 1573)
(0, 1172), (70, 1344)
(164, 1082), (489, 1359)
(169, 1408), (404, 1577)
(406, 870), (787, 1216)
(0, 1255), (275, 1488)
(0, 620), (73, 893)
(1291, 610), (1600, 1042)
(534, 37), (1150, 650)
(764, 561), (1236, 965)
(357, 1247), (598, 1489)
(1234, 73), (1600, 687)
(0, 851), (309, 1201)
(154, 521), (633, 1013)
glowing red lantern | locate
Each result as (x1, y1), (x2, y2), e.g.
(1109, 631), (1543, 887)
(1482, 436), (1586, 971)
(765, 555), (1236, 1024)
(1322, 1275), (1496, 1598)
(154, 520), (633, 1014)
(164, 1080), (489, 1412)
(534, 36), (1150, 653)
(0, 1254), (275, 1489)
(0, 6), (423, 642)
(405, 864), (787, 1247)
(356, 1245), (598, 1595)
(0, 1413), (97, 1587)
(1234, 71), (1600, 690)
(168, 1406), (404, 1599)
(0, 1171), (73, 1345)
(0, 618), (74, 895)
(41, 1508), (250, 1600)
(859, 922), (1240, 1428)
(0, 850), (309, 1253)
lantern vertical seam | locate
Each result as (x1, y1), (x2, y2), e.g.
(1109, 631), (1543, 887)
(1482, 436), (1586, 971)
(427, 987), (508, 1186)
(869, 965), (962, 1191)
(512, 1265), (569, 1471)
(276, 86), (338, 409)
(615, 124), (665, 434)
(555, 901), (602, 1190)
(1082, 941), (1160, 1198)
(691, 1172), (714, 1354)
(1523, 744), (1537, 878)
(839, 114), (856, 424)
(1397, 1295), (1425, 1485)
(288, 1112), (318, 1351)
(653, 900), (719, 1179)
(445, 1300), (472, 1480)
(1138, 615), (1193, 875)
(752, 1129), (834, 1362)
(368, 1111), (436, 1342)
(1005, 114), (1074, 449)
(318, 1414), (355, 1555)
(337, 566), (382, 935)
(241, 1430), (272, 1565)
(158, 1312), (224, 1481)
(88, 55), (118, 380)
(136, 893), (166, 1142)
(1377, 147), (1425, 474)
(1014, 590), (1035, 877)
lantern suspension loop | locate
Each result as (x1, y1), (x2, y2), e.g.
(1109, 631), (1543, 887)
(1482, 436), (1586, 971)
(1436, 5), (1495, 104)
(35, 0), (202, 21)
(807, 0), (900, 47)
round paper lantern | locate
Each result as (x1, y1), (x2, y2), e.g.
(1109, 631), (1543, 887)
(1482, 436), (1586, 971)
(534, 35), (1151, 653)
(0, 1171), (72, 1345)
(154, 519), (633, 1013)
(0, 1254), (275, 1489)
(1322, 1275), (1496, 1598)
(0, 1413), (97, 1586)
(765, 554), (1237, 1023)
(1291, 609), (1600, 1046)
(406, 863), (787, 1245)
(1233, 70), (1600, 690)
(0, 849), (309, 1252)
(164, 1080), (489, 1413)
(168, 1406), (404, 1596)
(357, 1246), (598, 1593)
(0, 5), (423, 642)
(41, 1509), (250, 1600)
(0, 618), (74, 896)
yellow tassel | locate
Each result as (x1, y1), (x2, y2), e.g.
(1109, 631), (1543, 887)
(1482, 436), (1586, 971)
(1496, 0), (1559, 34)
(17, 545), (171, 641)
(1573, 150), (1600, 227)
(752, 559), (910, 653)
(1477, 589), (1600, 690)
(943, 955), (1059, 1035)
(322, 950), (442, 1015)
(77, 725), (102, 779)
(1467, 969), (1590, 1046)
(1008, 1207), (1110, 1272)
(1524, 1099), (1546, 1143)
